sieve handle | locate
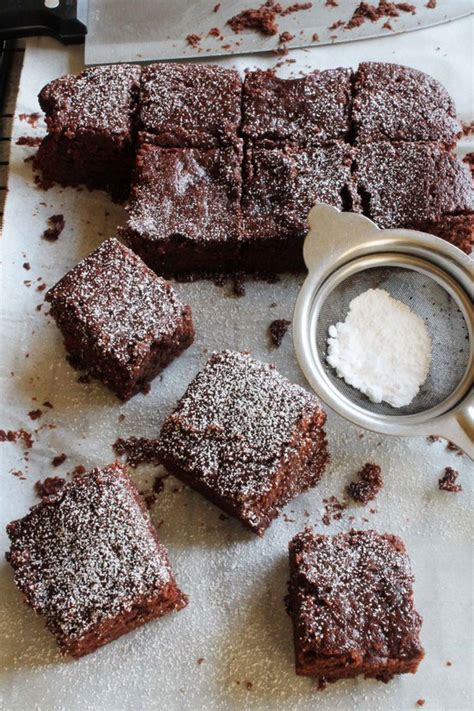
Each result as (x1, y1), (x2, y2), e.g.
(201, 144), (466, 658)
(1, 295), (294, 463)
(435, 391), (474, 460)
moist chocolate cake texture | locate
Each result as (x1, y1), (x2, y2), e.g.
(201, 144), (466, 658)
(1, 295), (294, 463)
(288, 528), (425, 683)
(6, 463), (187, 657)
(34, 61), (473, 272)
(157, 350), (329, 535)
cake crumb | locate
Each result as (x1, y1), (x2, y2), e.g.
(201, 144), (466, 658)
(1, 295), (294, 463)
(52, 453), (67, 467)
(27, 409), (43, 420)
(42, 214), (65, 242)
(269, 318), (291, 347)
(416, 701), (426, 708)
(322, 495), (347, 525)
(446, 440), (464, 456)
(347, 463), (383, 504)
(19, 112), (40, 128)
(228, 2), (282, 36)
(113, 436), (160, 468)
(426, 0), (436, 6)
(197, 657), (205, 664)
(186, 33), (202, 47)
(35, 476), (66, 499)
(438, 467), (462, 493)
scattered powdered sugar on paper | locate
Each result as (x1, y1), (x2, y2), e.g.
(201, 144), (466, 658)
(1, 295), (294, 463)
(327, 289), (431, 408)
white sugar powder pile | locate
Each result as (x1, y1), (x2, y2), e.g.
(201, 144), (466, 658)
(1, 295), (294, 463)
(327, 288), (432, 408)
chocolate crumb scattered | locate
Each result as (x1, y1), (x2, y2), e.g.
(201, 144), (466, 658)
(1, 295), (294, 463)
(42, 214), (65, 242)
(16, 136), (42, 147)
(462, 120), (474, 136)
(152, 476), (167, 495)
(426, 0), (436, 7)
(19, 112), (40, 128)
(35, 476), (66, 499)
(279, 30), (294, 42)
(269, 319), (291, 347)
(0, 429), (33, 448)
(346, 1), (416, 30)
(246, 681), (253, 690)
(446, 440), (464, 456)
(197, 657), (205, 664)
(347, 463), (383, 504)
(208, 27), (221, 37)
(321, 495), (347, 525)
(329, 19), (345, 30)
(427, 435), (440, 443)
(70, 464), (87, 478)
(281, 2), (312, 15)
(446, 661), (452, 666)
(11, 469), (26, 480)
(27, 409), (43, 420)
(214, 2), (221, 11)
(42, 400), (54, 408)
(438, 467), (462, 493)
(312, 32), (319, 40)
(227, 1), (282, 36)
(22, 262), (31, 270)
(186, 33), (202, 47)
(416, 701), (426, 708)
(52, 453), (67, 467)
(113, 436), (160, 468)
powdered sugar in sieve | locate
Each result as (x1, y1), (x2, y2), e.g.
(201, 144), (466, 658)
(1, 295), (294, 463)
(316, 266), (470, 417)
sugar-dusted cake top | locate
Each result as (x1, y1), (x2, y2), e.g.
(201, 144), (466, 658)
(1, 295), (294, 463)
(290, 528), (423, 659)
(158, 350), (325, 500)
(353, 62), (462, 145)
(6, 463), (173, 642)
(38, 64), (141, 135)
(242, 68), (353, 144)
(139, 63), (242, 147)
(46, 238), (188, 369)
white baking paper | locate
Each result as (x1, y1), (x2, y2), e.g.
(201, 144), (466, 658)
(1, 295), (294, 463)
(0, 19), (473, 711)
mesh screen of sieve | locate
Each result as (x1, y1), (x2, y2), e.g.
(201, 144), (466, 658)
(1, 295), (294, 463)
(315, 266), (471, 416)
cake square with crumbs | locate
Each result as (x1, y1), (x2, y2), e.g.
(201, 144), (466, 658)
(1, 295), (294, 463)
(6, 463), (187, 658)
(352, 62), (462, 146)
(156, 351), (329, 535)
(46, 238), (194, 400)
(288, 528), (424, 683)
(242, 68), (353, 145)
(241, 140), (357, 271)
(121, 141), (243, 274)
(34, 64), (141, 199)
(138, 63), (242, 147)
(354, 142), (474, 243)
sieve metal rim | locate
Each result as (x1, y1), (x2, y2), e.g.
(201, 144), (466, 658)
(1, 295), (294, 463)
(293, 205), (473, 454)
(306, 253), (472, 424)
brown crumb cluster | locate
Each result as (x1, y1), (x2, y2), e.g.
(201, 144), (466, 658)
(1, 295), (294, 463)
(321, 495), (347, 525)
(113, 436), (160, 468)
(346, 1), (416, 30)
(42, 214), (65, 242)
(438, 467), (462, 493)
(52, 453), (67, 467)
(0, 429), (34, 448)
(227, 1), (313, 36)
(347, 463), (383, 504)
(186, 33), (202, 47)
(269, 318), (291, 347)
(35, 476), (66, 499)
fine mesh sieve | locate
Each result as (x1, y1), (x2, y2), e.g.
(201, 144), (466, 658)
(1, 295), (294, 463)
(293, 205), (473, 458)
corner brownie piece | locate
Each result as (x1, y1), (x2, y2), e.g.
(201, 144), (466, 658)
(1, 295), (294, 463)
(46, 238), (194, 400)
(121, 141), (242, 274)
(34, 64), (141, 199)
(241, 140), (357, 271)
(6, 463), (187, 657)
(242, 68), (353, 144)
(138, 63), (242, 148)
(288, 529), (424, 683)
(157, 351), (329, 535)
(353, 62), (462, 146)
(354, 142), (474, 245)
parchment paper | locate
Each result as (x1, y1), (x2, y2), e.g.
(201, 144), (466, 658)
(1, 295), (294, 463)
(0, 19), (473, 711)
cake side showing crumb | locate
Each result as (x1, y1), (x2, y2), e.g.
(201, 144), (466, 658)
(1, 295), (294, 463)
(157, 351), (329, 534)
(288, 528), (424, 683)
(6, 462), (187, 657)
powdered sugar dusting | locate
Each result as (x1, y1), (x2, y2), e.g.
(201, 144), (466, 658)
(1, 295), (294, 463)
(6, 463), (175, 644)
(158, 350), (324, 500)
(39, 64), (140, 136)
(46, 238), (189, 369)
(290, 528), (423, 659)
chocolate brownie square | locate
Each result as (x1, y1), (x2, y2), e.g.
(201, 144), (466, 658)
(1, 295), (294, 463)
(138, 63), (242, 148)
(46, 238), (194, 400)
(35, 64), (141, 199)
(353, 62), (462, 146)
(288, 529), (424, 683)
(157, 351), (329, 535)
(121, 141), (242, 274)
(242, 68), (353, 144)
(241, 140), (357, 271)
(6, 462), (187, 658)
(354, 142), (474, 241)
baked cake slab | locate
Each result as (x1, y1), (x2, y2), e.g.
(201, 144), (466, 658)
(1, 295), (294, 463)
(157, 351), (329, 535)
(6, 463), (187, 658)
